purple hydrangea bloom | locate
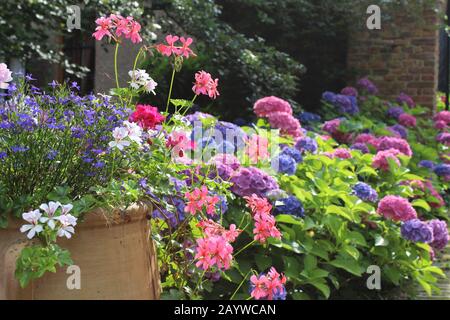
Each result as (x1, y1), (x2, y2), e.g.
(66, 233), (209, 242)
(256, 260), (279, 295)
(295, 137), (318, 154)
(389, 124), (408, 139)
(418, 160), (435, 170)
(350, 143), (370, 154)
(436, 132), (450, 145)
(215, 121), (247, 150)
(428, 220), (449, 250)
(322, 91), (337, 104)
(352, 182), (378, 202)
(401, 219), (434, 243)
(281, 147), (303, 163)
(230, 167), (279, 197)
(357, 77), (378, 95)
(341, 86), (358, 97)
(397, 93), (415, 108)
(386, 107), (405, 120)
(274, 196), (305, 217)
(334, 94), (359, 115)
(272, 154), (297, 175)
(434, 164), (450, 177)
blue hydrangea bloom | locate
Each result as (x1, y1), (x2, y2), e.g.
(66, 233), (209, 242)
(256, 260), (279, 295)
(352, 182), (378, 202)
(298, 112), (321, 123)
(272, 154), (297, 175)
(386, 107), (404, 119)
(281, 147), (303, 163)
(434, 164), (450, 177)
(389, 124), (408, 139)
(322, 91), (337, 104)
(274, 196), (305, 217)
(418, 160), (435, 170)
(295, 137), (318, 154)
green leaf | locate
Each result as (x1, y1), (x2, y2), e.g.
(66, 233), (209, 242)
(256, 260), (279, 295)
(276, 214), (304, 226)
(329, 256), (364, 276)
(307, 279), (330, 298)
(411, 199), (431, 212)
(255, 255), (273, 271)
(304, 255), (317, 271)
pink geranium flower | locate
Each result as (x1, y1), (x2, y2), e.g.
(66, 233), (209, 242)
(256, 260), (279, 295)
(250, 267), (287, 300)
(129, 104), (165, 129)
(179, 37), (195, 58)
(184, 186), (221, 216)
(195, 235), (234, 270)
(128, 21), (142, 44)
(244, 194), (272, 216)
(198, 220), (241, 243)
(192, 71), (220, 99)
(93, 16), (113, 41)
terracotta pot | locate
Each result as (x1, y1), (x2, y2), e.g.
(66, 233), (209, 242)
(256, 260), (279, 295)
(0, 205), (161, 300)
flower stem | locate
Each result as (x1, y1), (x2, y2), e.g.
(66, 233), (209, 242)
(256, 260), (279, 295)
(234, 240), (256, 257)
(166, 68), (176, 113)
(114, 42), (120, 89)
(192, 269), (207, 297)
(230, 270), (252, 300)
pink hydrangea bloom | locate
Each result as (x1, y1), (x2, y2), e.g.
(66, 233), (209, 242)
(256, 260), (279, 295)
(266, 112), (302, 137)
(253, 96), (293, 117)
(322, 118), (352, 143)
(434, 120), (447, 130)
(354, 133), (379, 148)
(433, 111), (450, 124)
(245, 135), (270, 163)
(195, 235), (233, 270)
(332, 148), (352, 159)
(372, 148), (401, 171)
(377, 136), (412, 157)
(377, 195), (417, 222)
(398, 113), (417, 128)
(436, 132), (450, 146)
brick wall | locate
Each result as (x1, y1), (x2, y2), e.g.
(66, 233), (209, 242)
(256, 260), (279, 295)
(347, 2), (445, 109)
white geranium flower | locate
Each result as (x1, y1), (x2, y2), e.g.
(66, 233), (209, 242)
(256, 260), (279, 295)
(109, 127), (131, 150)
(61, 203), (73, 215)
(20, 210), (43, 239)
(123, 121), (143, 144)
(143, 79), (158, 95)
(56, 214), (77, 239)
(39, 201), (61, 229)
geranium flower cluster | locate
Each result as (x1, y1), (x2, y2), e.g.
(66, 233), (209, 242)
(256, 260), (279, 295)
(192, 71), (220, 99)
(253, 96), (302, 137)
(109, 121), (143, 151)
(129, 104), (165, 130)
(129, 69), (158, 95)
(194, 233), (234, 271)
(93, 14), (142, 43)
(156, 35), (196, 58)
(244, 194), (282, 243)
(250, 267), (287, 300)
(184, 186), (220, 216)
(20, 201), (77, 239)
(245, 134), (270, 163)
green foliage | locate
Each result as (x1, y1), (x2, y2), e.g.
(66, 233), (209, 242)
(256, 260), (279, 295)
(15, 243), (73, 288)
